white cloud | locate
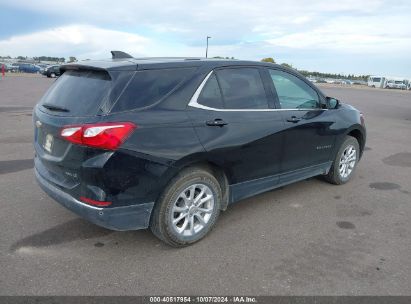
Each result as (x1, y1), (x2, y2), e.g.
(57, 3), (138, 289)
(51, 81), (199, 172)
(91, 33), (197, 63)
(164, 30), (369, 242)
(266, 15), (411, 53)
(2, 0), (399, 41)
(291, 16), (313, 25)
(1, 0), (410, 75)
(0, 23), (237, 59)
(0, 25), (151, 58)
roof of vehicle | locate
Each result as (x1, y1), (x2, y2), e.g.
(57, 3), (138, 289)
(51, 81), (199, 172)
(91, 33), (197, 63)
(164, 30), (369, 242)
(61, 56), (282, 72)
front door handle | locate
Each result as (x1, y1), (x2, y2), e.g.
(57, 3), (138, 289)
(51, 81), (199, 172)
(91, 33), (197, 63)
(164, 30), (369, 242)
(206, 118), (228, 127)
(286, 116), (301, 123)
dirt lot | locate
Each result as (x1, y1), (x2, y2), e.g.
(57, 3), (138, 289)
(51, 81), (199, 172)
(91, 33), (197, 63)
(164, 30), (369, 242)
(0, 75), (410, 295)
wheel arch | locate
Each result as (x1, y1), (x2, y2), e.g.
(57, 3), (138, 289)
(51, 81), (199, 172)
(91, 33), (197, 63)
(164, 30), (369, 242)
(160, 156), (231, 211)
(345, 126), (366, 158)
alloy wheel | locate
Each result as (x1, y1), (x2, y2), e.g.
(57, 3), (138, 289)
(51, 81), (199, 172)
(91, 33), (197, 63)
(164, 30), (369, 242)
(339, 144), (357, 179)
(171, 183), (214, 237)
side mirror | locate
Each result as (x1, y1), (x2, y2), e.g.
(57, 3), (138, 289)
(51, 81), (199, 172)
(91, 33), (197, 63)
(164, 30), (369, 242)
(326, 97), (340, 109)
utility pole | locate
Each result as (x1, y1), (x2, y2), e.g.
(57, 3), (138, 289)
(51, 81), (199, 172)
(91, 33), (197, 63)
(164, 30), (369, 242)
(206, 36), (211, 58)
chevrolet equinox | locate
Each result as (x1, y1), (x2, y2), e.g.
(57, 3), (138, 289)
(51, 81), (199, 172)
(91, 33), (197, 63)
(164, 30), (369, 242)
(34, 51), (366, 246)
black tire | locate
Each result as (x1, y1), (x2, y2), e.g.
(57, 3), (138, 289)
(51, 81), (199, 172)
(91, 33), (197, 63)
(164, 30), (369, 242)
(50, 73), (56, 78)
(324, 136), (360, 185)
(150, 166), (221, 247)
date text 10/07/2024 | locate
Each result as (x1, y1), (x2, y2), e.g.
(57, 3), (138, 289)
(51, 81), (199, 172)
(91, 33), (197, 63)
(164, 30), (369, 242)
(148, 296), (257, 303)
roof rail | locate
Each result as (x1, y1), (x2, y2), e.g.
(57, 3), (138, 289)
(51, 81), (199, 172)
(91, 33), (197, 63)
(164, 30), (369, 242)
(132, 57), (203, 60)
(111, 51), (133, 59)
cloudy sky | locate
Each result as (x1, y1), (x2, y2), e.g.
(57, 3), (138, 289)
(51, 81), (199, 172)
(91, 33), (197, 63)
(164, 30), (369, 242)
(0, 0), (410, 77)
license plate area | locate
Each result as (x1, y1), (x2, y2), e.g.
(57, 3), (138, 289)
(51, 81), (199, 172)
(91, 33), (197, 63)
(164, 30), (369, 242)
(43, 134), (54, 153)
(35, 119), (70, 157)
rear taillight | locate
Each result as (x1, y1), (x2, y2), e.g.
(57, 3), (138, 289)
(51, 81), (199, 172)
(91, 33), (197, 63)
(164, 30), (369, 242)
(360, 112), (365, 126)
(61, 122), (136, 150)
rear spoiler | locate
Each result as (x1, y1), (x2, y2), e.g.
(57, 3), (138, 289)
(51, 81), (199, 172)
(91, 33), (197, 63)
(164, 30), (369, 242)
(111, 50), (133, 59)
(60, 51), (137, 74)
(59, 65), (112, 80)
(60, 64), (107, 73)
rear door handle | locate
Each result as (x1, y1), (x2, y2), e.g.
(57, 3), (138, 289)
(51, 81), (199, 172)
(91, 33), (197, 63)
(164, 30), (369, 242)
(286, 116), (301, 123)
(206, 118), (228, 127)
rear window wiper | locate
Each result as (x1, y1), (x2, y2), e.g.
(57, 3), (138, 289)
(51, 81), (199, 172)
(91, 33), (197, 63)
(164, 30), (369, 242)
(42, 103), (70, 112)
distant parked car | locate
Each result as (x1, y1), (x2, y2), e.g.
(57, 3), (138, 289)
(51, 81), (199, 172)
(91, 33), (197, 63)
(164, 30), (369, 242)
(37, 64), (49, 74)
(11, 63), (21, 72)
(307, 77), (317, 83)
(384, 80), (406, 90)
(12, 63), (41, 73)
(353, 80), (367, 86)
(44, 65), (61, 78)
(341, 80), (353, 85)
(8, 64), (19, 72)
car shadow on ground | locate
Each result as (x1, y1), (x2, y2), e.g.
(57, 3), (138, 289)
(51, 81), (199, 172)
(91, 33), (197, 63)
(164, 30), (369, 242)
(9, 218), (114, 252)
(10, 177), (331, 254)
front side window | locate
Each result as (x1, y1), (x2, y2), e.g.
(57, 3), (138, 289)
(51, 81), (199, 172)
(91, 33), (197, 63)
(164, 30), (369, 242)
(196, 68), (269, 110)
(269, 69), (320, 109)
(216, 68), (269, 109)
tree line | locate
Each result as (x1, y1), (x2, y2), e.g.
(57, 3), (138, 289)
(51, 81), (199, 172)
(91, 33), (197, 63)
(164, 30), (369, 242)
(0, 55), (77, 63)
(1, 54), (368, 80)
(261, 57), (368, 80)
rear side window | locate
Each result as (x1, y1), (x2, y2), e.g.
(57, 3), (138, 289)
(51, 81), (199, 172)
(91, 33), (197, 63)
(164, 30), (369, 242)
(197, 74), (224, 109)
(112, 68), (195, 112)
(215, 68), (269, 109)
(269, 69), (320, 109)
(39, 70), (130, 116)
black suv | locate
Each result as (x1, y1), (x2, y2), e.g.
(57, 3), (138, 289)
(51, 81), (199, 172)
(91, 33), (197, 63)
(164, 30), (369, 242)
(43, 65), (61, 78)
(34, 51), (366, 246)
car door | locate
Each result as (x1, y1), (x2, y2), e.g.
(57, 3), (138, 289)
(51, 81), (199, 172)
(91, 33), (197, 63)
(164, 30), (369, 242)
(187, 67), (285, 202)
(266, 68), (336, 182)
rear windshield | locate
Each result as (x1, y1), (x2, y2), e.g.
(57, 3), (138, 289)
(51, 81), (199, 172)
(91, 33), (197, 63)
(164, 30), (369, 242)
(39, 70), (132, 116)
(111, 68), (195, 112)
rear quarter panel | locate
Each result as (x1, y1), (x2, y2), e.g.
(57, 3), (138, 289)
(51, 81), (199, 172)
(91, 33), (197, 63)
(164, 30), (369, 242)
(102, 109), (206, 203)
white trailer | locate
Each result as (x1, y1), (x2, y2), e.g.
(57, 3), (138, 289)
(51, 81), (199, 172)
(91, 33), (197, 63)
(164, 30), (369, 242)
(367, 76), (385, 88)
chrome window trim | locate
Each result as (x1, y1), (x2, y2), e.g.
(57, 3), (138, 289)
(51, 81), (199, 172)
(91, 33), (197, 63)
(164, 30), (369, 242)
(188, 71), (327, 112)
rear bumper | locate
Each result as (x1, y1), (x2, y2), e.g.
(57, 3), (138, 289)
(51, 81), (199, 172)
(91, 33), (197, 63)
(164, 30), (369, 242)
(35, 168), (154, 231)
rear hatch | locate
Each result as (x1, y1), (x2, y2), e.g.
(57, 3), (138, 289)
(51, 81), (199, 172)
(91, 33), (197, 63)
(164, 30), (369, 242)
(34, 66), (134, 191)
